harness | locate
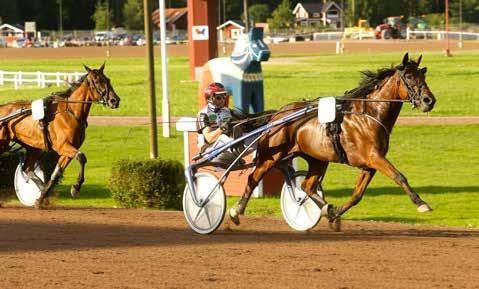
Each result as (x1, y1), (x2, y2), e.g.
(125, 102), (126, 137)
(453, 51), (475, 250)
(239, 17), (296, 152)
(326, 66), (424, 164)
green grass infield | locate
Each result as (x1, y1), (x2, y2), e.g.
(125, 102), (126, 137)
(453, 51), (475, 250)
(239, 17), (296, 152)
(3, 124), (477, 228)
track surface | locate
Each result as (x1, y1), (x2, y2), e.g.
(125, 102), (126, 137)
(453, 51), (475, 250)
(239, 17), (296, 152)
(0, 207), (478, 289)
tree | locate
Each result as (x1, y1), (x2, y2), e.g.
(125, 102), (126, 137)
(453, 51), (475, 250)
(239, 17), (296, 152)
(268, 0), (294, 29)
(249, 4), (269, 23)
(122, 0), (143, 30)
(92, 0), (113, 31)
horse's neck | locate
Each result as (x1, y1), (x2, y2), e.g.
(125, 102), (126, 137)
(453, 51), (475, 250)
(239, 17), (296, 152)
(364, 74), (403, 131)
(62, 82), (92, 122)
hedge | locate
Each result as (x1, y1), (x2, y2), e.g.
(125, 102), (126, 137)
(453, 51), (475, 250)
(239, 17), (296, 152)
(108, 159), (185, 210)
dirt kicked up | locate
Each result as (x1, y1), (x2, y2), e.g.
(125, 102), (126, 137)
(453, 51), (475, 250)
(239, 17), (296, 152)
(0, 206), (477, 289)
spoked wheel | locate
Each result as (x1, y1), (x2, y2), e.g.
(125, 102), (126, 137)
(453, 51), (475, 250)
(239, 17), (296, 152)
(14, 162), (45, 207)
(281, 171), (323, 231)
(183, 172), (226, 234)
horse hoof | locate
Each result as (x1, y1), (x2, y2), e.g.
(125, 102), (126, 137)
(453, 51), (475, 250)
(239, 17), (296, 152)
(329, 218), (342, 232)
(228, 207), (241, 226)
(70, 186), (80, 198)
(34, 199), (44, 210)
(417, 204), (432, 212)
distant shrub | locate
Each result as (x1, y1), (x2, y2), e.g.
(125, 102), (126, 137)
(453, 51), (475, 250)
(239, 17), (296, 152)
(108, 159), (185, 210)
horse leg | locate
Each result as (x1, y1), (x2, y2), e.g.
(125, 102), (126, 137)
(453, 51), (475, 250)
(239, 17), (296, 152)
(228, 158), (278, 225)
(370, 157), (431, 212)
(22, 147), (45, 191)
(35, 155), (72, 209)
(70, 151), (87, 198)
(301, 159), (329, 209)
(325, 168), (377, 231)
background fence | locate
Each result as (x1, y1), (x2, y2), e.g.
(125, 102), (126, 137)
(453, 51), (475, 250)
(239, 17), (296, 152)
(0, 70), (83, 89)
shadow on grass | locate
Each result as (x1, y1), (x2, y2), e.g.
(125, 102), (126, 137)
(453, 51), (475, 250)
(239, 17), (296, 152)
(324, 185), (479, 197)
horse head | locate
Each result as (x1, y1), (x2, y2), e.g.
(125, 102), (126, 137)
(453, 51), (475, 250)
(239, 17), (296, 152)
(83, 63), (120, 109)
(231, 28), (270, 67)
(397, 53), (436, 112)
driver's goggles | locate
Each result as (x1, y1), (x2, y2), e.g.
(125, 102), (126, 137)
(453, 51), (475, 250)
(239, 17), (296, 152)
(214, 92), (228, 100)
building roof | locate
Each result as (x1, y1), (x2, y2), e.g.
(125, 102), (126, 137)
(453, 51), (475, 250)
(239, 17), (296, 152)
(0, 23), (24, 33)
(217, 20), (245, 30)
(152, 8), (187, 25)
(293, 2), (340, 14)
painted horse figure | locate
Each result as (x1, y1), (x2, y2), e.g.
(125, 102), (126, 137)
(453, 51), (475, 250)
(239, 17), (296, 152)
(229, 53), (436, 230)
(198, 27), (270, 113)
(0, 63), (120, 208)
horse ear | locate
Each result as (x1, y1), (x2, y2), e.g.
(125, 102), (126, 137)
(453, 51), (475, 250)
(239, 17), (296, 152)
(417, 55), (422, 67)
(99, 61), (105, 73)
(402, 53), (409, 67)
(83, 64), (92, 72)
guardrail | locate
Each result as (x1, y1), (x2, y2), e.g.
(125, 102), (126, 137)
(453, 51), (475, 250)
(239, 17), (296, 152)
(0, 70), (83, 90)
(406, 29), (479, 40)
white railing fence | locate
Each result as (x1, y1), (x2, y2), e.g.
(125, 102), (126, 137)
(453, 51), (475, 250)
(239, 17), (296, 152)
(406, 29), (479, 41)
(0, 70), (84, 90)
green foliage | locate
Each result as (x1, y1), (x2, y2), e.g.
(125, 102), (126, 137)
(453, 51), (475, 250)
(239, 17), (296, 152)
(122, 0), (143, 30)
(92, 0), (113, 31)
(108, 159), (184, 210)
(424, 13), (445, 27)
(268, 0), (294, 29)
(249, 4), (270, 23)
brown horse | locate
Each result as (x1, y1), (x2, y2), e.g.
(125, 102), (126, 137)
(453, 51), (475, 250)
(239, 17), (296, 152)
(0, 63), (120, 208)
(229, 53), (436, 230)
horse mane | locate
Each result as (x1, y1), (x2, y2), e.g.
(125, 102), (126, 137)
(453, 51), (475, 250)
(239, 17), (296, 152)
(344, 66), (398, 99)
(48, 74), (87, 100)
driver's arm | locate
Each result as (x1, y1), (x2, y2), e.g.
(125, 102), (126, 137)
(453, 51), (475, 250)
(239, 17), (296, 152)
(197, 112), (222, 144)
(202, 127), (223, 144)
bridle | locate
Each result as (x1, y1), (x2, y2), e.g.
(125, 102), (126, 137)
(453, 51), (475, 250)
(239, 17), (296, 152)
(85, 71), (110, 105)
(398, 65), (425, 108)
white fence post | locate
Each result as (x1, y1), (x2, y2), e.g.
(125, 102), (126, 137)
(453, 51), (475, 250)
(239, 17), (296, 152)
(37, 71), (41, 87)
(56, 72), (60, 87)
(14, 74), (18, 90)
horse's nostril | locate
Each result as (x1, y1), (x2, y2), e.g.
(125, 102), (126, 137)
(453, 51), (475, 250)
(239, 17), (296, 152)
(423, 97), (431, 104)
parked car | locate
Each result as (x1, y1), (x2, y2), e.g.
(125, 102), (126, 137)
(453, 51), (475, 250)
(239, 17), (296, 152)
(94, 31), (113, 42)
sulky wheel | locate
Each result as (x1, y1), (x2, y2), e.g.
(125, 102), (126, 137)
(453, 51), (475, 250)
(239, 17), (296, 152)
(281, 171), (323, 231)
(14, 162), (45, 207)
(183, 172), (226, 234)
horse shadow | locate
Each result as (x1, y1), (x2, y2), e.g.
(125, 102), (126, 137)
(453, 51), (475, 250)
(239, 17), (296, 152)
(325, 185), (479, 197)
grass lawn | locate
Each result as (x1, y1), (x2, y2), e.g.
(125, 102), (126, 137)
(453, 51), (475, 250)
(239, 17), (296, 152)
(3, 124), (478, 228)
(0, 50), (478, 116)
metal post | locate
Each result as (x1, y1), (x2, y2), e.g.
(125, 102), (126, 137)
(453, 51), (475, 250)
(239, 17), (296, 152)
(445, 0), (451, 56)
(243, 0), (249, 31)
(459, 0), (463, 48)
(58, 0), (63, 38)
(159, 0), (170, 137)
(144, 0), (158, 158)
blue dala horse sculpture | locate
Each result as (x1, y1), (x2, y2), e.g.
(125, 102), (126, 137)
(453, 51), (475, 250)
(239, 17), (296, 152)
(198, 27), (270, 113)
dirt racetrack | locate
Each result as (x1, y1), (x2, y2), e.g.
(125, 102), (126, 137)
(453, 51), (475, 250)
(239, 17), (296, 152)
(0, 206), (478, 289)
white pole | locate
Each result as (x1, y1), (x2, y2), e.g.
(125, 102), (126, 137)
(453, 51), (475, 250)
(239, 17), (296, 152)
(159, 0), (170, 137)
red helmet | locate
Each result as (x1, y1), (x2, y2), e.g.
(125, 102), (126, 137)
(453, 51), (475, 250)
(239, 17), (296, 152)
(204, 82), (228, 101)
